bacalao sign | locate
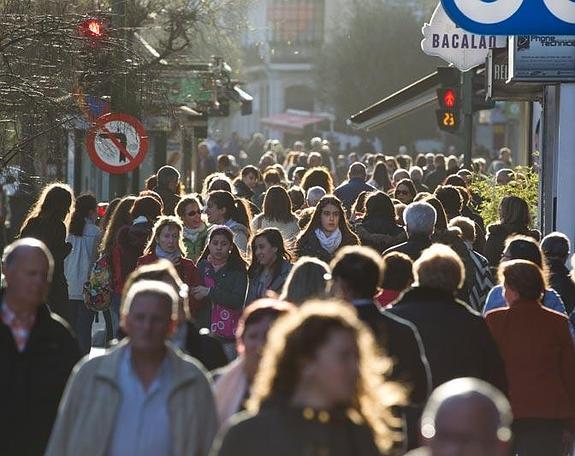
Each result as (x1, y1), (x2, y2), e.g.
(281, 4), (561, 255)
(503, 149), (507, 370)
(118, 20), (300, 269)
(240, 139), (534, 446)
(421, 4), (506, 71)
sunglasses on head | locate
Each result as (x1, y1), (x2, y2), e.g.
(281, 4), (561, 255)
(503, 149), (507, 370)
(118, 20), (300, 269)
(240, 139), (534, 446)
(186, 210), (201, 216)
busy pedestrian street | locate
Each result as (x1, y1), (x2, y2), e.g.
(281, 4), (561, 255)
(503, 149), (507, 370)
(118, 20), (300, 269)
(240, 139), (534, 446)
(2, 0), (575, 455)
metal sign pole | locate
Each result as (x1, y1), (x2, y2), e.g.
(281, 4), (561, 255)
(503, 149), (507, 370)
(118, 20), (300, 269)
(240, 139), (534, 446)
(462, 70), (474, 169)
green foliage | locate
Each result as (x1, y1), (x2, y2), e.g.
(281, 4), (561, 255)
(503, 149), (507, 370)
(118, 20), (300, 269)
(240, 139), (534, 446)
(470, 166), (539, 228)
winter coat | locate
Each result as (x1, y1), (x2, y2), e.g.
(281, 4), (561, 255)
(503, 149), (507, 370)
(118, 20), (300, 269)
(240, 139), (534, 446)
(195, 259), (248, 330)
(137, 253), (202, 316)
(486, 300), (575, 420)
(354, 301), (431, 451)
(355, 215), (405, 252)
(296, 230), (358, 264)
(116, 219), (153, 287)
(20, 217), (72, 321)
(251, 214), (300, 242)
(64, 219), (101, 300)
(183, 224), (209, 263)
(383, 234), (431, 261)
(484, 223), (540, 270)
(548, 259), (575, 315)
(333, 178), (376, 213)
(245, 259), (292, 306)
(45, 341), (218, 456)
(386, 286), (507, 392)
(211, 400), (382, 456)
(0, 299), (81, 456)
(155, 186), (181, 216)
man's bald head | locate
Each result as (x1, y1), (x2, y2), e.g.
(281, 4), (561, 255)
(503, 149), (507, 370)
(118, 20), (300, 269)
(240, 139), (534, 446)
(348, 162), (367, 180)
(421, 378), (512, 456)
(3, 238), (54, 282)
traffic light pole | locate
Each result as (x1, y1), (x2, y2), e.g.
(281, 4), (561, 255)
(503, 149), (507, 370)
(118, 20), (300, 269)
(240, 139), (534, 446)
(462, 70), (474, 170)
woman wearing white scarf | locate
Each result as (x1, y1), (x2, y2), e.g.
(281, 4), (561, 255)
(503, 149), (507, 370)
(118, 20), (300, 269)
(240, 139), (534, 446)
(295, 195), (360, 264)
(136, 216), (203, 318)
(213, 300), (294, 428)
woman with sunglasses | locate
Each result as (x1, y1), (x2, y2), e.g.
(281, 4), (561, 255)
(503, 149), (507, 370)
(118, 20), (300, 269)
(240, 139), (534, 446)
(176, 195), (209, 262)
(393, 178), (417, 205)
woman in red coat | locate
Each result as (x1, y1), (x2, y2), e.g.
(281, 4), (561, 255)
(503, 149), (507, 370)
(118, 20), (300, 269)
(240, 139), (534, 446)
(486, 259), (575, 456)
(137, 215), (202, 317)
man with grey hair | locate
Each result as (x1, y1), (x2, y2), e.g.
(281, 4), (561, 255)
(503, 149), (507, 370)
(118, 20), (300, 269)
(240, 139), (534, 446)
(406, 377), (512, 456)
(156, 165), (181, 215)
(306, 185), (326, 208)
(47, 280), (217, 456)
(0, 238), (81, 456)
(383, 201), (436, 260)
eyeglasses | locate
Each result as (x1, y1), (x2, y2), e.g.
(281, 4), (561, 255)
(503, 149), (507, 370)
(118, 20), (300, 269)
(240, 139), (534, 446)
(186, 210), (201, 216)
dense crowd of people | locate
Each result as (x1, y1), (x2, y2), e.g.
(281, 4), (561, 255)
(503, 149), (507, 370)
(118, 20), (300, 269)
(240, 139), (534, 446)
(2, 137), (574, 456)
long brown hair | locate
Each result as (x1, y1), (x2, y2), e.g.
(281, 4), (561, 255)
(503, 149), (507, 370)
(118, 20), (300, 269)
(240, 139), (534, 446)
(248, 228), (293, 280)
(198, 225), (248, 269)
(19, 182), (74, 235)
(247, 300), (405, 453)
(99, 196), (136, 256)
(297, 195), (359, 246)
(262, 186), (297, 224)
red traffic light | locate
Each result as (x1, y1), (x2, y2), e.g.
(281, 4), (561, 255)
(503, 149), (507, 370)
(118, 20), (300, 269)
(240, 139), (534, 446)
(443, 89), (456, 108)
(437, 88), (460, 110)
(79, 18), (105, 39)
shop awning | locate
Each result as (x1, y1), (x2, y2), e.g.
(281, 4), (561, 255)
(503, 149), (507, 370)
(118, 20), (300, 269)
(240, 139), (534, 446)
(261, 110), (330, 133)
(348, 71), (440, 131)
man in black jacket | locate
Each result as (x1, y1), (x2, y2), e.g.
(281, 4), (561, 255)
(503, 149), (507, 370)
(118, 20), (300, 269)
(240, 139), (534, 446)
(386, 244), (507, 394)
(331, 246), (432, 450)
(384, 201), (436, 260)
(542, 232), (575, 314)
(0, 238), (81, 456)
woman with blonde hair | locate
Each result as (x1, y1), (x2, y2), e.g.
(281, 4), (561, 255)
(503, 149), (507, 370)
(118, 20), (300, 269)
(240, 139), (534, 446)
(19, 182), (75, 322)
(211, 301), (405, 455)
(137, 215), (201, 317)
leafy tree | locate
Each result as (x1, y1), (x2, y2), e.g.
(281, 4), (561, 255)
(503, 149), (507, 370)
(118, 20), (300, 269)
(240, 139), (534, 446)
(0, 0), (248, 176)
(317, 0), (441, 152)
(470, 166), (539, 228)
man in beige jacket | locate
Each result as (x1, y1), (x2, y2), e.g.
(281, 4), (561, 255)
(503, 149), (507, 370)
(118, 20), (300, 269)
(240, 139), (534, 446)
(46, 280), (218, 456)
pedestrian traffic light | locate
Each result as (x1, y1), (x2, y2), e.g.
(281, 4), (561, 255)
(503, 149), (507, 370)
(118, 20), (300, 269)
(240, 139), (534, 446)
(436, 67), (461, 133)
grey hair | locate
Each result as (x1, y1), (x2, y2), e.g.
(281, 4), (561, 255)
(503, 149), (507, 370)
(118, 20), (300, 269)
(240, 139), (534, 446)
(123, 280), (179, 319)
(306, 186), (327, 206)
(3, 238), (55, 282)
(403, 202), (436, 236)
(409, 166), (423, 183)
(421, 377), (512, 443)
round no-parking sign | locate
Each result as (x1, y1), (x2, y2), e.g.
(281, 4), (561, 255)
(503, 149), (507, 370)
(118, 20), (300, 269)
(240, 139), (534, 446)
(86, 113), (148, 174)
